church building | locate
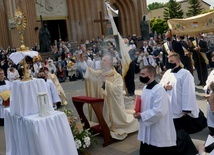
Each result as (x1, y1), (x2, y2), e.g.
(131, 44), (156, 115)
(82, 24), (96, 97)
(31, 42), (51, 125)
(0, 0), (147, 49)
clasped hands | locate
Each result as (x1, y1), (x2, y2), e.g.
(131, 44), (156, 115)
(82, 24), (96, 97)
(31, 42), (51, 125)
(194, 46), (201, 51)
(133, 112), (141, 119)
(164, 82), (172, 90)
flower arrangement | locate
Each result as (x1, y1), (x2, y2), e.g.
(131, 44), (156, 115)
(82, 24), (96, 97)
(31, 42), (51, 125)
(64, 109), (92, 153)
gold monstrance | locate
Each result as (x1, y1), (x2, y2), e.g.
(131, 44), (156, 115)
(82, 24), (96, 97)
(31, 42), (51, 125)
(13, 8), (32, 81)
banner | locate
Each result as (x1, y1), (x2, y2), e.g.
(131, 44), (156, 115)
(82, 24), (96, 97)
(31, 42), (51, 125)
(168, 11), (214, 36)
(105, 2), (132, 78)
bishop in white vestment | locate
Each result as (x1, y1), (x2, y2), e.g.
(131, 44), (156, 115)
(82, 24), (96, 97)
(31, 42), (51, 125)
(79, 53), (139, 140)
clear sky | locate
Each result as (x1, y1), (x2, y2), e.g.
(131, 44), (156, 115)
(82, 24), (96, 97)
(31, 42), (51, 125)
(146, 0), (214, 9)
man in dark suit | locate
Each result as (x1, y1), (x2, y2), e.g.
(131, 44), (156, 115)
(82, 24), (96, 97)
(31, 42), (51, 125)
(189, 35), (208, 86)
(124, 48), (137, 96)
(178, 36), (193, 74)
(162, 32), (186, 70)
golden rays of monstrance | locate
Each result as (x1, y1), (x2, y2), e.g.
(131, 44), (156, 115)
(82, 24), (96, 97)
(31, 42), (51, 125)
(14, 8), (27, 32)
(14, 8), (29, 51)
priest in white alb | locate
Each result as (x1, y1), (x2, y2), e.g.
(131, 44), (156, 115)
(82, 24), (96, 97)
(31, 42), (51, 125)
(79, 53), (138, 140)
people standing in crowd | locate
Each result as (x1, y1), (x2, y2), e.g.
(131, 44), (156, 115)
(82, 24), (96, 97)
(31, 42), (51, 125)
(148, 37), (156, 50)
(47, 58), (56, 74)
(0, 59), (9, 78)
(7, 64), (20, 82)
(129, 40), (136, 49)
(189, 34), (209, 86)
(67, 58), (77, 81)
(140, 41), (153, 55)
(178, 35), (193, 74)
(142, 51), (156, 67)
(0, 68), (10, 126)
(159, 53), (207, 134)
(83, 54), (94, 69)
(93, 53), (102, 70)
(56, 56), (66, 83)
(33, 56), (42, 77)
(152, 45), (164, 74)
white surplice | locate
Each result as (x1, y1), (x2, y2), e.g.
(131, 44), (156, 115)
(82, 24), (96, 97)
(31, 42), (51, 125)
(45, 79), (61, 105)
(159, 69), (199, 118)
(203, 69), (214, 128)
(138, 84), (176, 147)
(0, 80), (10, 118)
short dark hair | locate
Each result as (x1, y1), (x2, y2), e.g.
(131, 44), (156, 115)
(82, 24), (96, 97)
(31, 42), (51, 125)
(142, 65), (156, 77)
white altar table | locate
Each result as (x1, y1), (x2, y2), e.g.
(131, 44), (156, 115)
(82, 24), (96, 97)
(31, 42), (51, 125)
(4, 108), (78, 155)
(10, 78), (54, 117)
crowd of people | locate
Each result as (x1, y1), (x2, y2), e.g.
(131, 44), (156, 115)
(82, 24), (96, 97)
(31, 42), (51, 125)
(1, 31), (214, 154)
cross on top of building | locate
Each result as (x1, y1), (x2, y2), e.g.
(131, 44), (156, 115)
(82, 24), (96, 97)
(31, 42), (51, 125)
(94, 11), (108, 36)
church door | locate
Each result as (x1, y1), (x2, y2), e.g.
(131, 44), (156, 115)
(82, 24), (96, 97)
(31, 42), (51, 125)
(46, 20), (68, 44)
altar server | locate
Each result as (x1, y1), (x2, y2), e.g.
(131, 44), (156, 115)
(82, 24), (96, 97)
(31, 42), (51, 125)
(38, 68), (61, 109)
(134, 65), (198, 155)
(0, 68), (11, 126)
(134, 65), (176, 154)
(203, 58), (214, 135)
(160, 53), (207, 134)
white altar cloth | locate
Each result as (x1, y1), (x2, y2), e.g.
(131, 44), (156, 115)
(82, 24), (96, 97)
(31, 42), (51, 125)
(10, 78), (54, 116)
(4, 108), (78, 155)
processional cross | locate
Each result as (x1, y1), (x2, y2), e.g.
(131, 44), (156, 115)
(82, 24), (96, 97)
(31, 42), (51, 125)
(94, 11), (108, 36)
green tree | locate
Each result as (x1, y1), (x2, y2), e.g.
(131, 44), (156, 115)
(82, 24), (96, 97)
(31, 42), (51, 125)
(163, 0), (184, 21)
(148, 2), (165, 11)
(186, 0), (204, 17)
(150, 18), (168, 35)
(201, 9), (214, 14)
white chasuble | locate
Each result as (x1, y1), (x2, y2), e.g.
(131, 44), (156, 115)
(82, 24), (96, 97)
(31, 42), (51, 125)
(84, 67), (138, 140)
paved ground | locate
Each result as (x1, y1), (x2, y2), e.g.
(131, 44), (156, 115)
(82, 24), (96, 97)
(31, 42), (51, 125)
(0, 70), (211, 155)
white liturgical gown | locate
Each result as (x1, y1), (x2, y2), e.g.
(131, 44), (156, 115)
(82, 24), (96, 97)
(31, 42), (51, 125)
(203, 70), (214, 128)
(80, 61), (139, 140)
(45, 79), (61, 105)
(138, 83), (176, 147)
(159, 68), (199, 119)
(0, 81), (10, 118)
